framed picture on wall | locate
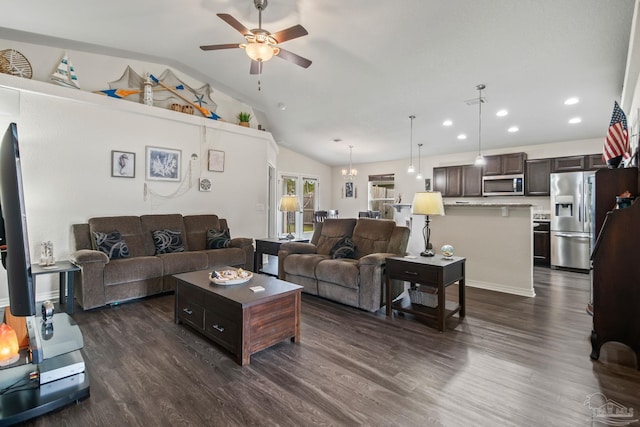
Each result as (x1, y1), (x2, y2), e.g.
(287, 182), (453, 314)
(345, 181), (354, 198)
(425, 178), (431, 191)
(111, 150), (135, 178)
(145, 146), (181, 181)
(208, 150), (225, 172)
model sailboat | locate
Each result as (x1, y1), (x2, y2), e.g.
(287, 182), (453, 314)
(51, 55), (80, 89)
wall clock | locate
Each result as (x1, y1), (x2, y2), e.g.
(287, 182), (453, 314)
(199, 178), (212, 192)
(0, 49), (33, 79)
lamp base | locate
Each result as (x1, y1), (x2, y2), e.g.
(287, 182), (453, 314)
(420, 249), (435, 257)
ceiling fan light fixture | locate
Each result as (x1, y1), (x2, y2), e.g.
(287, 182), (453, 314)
(242, 42), (278, 62)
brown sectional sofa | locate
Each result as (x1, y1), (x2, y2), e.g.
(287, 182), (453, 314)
(70, 214), (254, 310)
(278, 218), (409, 312)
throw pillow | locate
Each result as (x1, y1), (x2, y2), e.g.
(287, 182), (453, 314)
(152, 229), (185, 254)
(92, 230), (130, 259)
(206, 228), (231, 249)
(330, 237), (357, 259)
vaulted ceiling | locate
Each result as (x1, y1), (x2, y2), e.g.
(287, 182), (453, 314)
(0, 0), (635, 166)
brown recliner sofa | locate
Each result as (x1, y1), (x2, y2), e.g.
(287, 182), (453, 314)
(278, 218), (409, 312)
(70, 214), (254, 310)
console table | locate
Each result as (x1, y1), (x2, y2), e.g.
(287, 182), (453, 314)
(254, 237), (308, 276)
(385, 255), (466, 331)
(31, 261), (80, 315)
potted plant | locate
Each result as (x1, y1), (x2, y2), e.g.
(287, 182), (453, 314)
(237, 112), (251, 127)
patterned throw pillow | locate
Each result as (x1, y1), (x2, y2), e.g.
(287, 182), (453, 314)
(152, 229), (185, 254)
(206, 229), (231, 249)
(92, 230), (130, 259)
(330, 237), (357, 259)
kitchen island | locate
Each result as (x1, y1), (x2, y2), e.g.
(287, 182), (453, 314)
(427, 202), (535, 297)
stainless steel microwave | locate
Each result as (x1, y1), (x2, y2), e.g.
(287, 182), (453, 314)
(482, 174), (525, 196)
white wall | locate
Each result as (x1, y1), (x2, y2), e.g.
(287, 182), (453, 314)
(0, 73), (279, 305)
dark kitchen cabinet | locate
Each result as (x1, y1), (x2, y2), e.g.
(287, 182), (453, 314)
(533, 221), (550, 266)
(462, 164), (482, 197)
(483, 152), (527, 176)
(552, 155), (586, 172)
(586, 154), (607, 170)
(525, 159), (551, 196)
(433, 166), (462, 197)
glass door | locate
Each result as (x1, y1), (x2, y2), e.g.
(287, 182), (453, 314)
(279, 174), (319, 239)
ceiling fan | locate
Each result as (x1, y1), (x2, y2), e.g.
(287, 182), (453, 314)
(200, 0), (312, 75)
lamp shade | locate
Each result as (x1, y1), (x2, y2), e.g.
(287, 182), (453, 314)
(0, 323), (19, 366)
(244, 42), (277, 62)
(411, 192), (445, 216)
(279, 195), (300, 212)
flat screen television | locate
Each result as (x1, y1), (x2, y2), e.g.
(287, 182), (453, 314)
(0, 122), (36, 316)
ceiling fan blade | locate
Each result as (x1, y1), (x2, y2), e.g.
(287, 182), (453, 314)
(250, 60), (262, 75)
(276, 48), (312, 68)
(216, 13), (251, 36)
(200, 43), (242, 51)
(271, 24), (308, 43)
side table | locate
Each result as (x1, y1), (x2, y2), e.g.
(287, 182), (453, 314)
(254, 237), (309, 276)
(31, 260), (80, 314)
(385, 255), (466, 332)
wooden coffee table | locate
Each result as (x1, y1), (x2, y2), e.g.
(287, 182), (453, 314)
(173, 268), (302, 366)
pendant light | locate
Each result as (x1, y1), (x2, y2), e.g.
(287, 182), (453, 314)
(474, 84), (486, 166)
(342, 145), (357, 180)
(407, 115), (416, 174)
(416, 143), (424, 180)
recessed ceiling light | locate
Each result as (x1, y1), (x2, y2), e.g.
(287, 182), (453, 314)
(496, 109), (508, 117)
(332, 138), (342, 142)
(442, 119), (453, 126)
(568, 117), (582, 124)
(277, 102), (287, 110)
(564, 97), (579, 105)
(457, 134), (467, 140)
(508, 126), (519, 133)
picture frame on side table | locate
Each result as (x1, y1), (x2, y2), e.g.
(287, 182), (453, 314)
(146, 146), (181, 181)
(111, 150), (135, 178)
(208, 150), (225, 172)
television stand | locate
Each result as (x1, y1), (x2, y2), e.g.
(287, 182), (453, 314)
(0, 310), (90, 424)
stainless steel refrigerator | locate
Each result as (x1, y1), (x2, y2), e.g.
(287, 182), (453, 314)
(550, 171), (595, 270)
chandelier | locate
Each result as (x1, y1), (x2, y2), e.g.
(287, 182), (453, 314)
(342, 145), (357, 180)
(407, 115), (415, 174)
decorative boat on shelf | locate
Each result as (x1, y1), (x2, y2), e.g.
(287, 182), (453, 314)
(51, 54), (80, 89)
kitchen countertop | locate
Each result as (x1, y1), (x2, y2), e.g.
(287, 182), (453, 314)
(444, 202), (534, 207)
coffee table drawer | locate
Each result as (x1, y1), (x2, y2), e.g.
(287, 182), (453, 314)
(176, 297), (204, 330)
(204, 311), (238, 352)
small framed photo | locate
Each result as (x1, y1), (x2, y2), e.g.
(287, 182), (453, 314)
(208, 150), (225, 172)
(146, 146), (181, 181)
(111, 150), (135, 178)
(345, 181), (354, 198)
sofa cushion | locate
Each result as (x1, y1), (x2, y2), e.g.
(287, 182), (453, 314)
(140, 214), (188, 254)
(206, 229), (230, 249)
(205, 247), (247, 269)
(183, 215), (222, 251)
(152, 229), (185, 254)
(89, 216), (147, 257)
(316, 259), (360, 289)
(330, 237), (357, 259)
(315, 219), (357, 256)
(103, 256), (163, 286)
(283, 253), (330, 278)
(351, 218), (396, 258)
(158, 251), (208, 275)
(92, 230), (130, 259)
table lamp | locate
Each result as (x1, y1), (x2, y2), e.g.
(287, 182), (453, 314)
(411, 191), (445, 257)
(279, 195), (300, 240)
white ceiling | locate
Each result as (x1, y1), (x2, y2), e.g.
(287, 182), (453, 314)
(0, 0), (635, 166)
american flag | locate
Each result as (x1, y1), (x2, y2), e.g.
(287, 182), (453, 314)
(602, 101), (630, 163)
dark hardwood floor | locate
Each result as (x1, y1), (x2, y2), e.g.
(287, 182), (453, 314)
(22, 267), (640, 426)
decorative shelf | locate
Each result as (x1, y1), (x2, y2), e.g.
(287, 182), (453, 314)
(390, 203), (412, 212)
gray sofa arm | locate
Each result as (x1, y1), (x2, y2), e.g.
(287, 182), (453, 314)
(358, 252), (403, 312)
(277, 242), (318, 279)
(229, 237), (255, 272)
(70, 249), (109, 310)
